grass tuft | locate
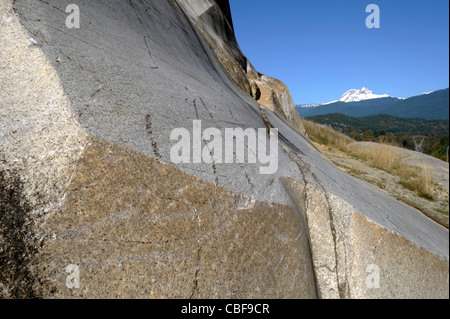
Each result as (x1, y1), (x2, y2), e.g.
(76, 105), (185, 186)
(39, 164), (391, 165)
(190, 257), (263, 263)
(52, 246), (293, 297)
(302, 118), (436, 201)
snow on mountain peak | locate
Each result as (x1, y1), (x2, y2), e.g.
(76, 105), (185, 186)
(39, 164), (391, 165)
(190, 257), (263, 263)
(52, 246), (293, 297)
(297, 87), (393, 108)
(338, 87), (390, 103)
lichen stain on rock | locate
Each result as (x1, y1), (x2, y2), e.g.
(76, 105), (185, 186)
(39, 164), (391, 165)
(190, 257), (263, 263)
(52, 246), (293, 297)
(40, 137), (317, 298)
(0, 167), (42, 299)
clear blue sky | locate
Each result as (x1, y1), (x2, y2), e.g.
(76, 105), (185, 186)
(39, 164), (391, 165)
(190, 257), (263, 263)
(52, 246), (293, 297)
(229, 0), (449, 104)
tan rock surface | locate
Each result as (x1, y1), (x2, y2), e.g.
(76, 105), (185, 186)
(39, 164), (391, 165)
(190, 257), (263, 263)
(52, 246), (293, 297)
(38, 138), (317, 298)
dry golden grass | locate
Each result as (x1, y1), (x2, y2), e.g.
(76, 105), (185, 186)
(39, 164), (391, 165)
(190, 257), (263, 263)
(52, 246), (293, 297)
(302, 119), (354, 152)
(400, 164), (435, 200)
(348, 144), (402, 172)
(420, 165), (434, 195)
(302, 119), (436, 200)
(350, 145), (435, 199)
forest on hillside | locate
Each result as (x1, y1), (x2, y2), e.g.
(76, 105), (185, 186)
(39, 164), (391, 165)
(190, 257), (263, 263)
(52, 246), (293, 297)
(306, 113), (450, 161)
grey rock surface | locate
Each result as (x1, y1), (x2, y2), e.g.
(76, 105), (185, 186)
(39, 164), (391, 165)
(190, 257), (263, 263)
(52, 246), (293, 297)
(1, 0), (448, 298)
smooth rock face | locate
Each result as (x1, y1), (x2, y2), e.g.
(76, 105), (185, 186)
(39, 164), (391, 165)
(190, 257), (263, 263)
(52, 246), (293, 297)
(284, 180), (449, 299)
(0, 0), (448, 299)
(175, 0), (306, 135)
(39, 138), (317, 298)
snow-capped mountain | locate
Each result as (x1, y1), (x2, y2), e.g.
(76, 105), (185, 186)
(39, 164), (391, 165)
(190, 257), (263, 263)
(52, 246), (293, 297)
(298, 87), (391, 108)
(337, 87), (390, 103)
(296, 88), (449, 120)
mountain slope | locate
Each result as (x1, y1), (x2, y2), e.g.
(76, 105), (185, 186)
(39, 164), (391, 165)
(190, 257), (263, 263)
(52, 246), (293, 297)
(307, 113), (449, 135)
(299, 97), (400, 117)
(298, 88), (449, 120)
(385, 88), (450, 120)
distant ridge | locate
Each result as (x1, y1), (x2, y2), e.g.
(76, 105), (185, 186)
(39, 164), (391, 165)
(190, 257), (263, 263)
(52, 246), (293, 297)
(297, 88), (449, 120)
